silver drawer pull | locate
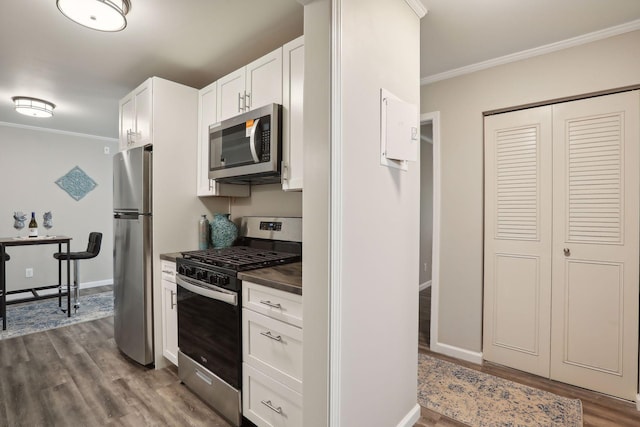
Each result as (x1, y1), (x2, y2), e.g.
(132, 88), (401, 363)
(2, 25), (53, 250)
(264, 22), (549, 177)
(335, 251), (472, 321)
(261, 400), (282, 414)
(260, 331), (282, 342)
(260, 300), (282, 309)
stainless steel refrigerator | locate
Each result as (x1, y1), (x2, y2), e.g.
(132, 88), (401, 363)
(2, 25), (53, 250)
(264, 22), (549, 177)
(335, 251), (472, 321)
(113, 146), (154, 365)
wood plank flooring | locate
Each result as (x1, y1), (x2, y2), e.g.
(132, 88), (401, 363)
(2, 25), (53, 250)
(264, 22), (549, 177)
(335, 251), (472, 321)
(0, 315), (231, 426)
(1, 286), (638, 426)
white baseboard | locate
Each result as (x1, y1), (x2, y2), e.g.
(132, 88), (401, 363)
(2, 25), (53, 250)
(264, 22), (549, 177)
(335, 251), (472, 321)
(396, 404), (421, 427)
(81, 279), (113, 289)
(419, 280), (432, 292)
(430, 341), (483, 365)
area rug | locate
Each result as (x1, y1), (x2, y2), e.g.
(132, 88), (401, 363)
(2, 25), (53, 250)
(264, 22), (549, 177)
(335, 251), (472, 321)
(0, 291), (113, 340)
(418, 353), (583, 427)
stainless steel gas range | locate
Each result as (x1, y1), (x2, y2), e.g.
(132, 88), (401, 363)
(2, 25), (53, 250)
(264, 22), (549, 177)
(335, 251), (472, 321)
(176, 216), (302, 426)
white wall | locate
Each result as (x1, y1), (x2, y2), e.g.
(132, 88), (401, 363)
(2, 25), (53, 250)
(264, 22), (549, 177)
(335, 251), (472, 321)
(301, 0), (331, 425)
(229, 184), (302, 222)
(0, 124), (117, 292)
(333, 0), (421, 425)
(421, 30), (640, 355)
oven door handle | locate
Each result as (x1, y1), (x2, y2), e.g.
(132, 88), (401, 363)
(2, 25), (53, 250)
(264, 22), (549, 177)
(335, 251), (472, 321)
(176, 275), (238, 306)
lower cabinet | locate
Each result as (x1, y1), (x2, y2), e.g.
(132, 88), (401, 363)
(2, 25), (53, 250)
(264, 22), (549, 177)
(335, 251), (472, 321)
(161, 260), (178, 366)
(242, 281), (302, 427)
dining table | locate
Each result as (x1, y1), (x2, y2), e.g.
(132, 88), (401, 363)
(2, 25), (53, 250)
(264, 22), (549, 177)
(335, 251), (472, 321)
(0, 235), (72, 330)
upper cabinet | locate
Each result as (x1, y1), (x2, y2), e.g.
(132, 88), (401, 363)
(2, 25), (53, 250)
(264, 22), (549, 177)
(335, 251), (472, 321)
(281, 36), (304, 192)
(119, 80), (152, 151)
(197, 82), (250, 197)
(217, 48), (283, 123)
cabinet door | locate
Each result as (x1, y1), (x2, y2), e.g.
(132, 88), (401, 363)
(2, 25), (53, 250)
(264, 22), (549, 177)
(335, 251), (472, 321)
(162, 279), (178, 366)
(197, 82), (250, 197)
(246, 47), (283, 111)
(119, 94), (135, 151)
(133, 81), (152, 148)
(197, 82), (218, 196)
(217, 67), (246, 122)
(281, 37), (304, 191)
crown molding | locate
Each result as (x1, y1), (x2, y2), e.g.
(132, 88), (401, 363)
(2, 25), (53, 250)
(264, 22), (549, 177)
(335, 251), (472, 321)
(0, 121), (118, 142)
(421, 18), (640, 85)
(405, 0), (427, 18)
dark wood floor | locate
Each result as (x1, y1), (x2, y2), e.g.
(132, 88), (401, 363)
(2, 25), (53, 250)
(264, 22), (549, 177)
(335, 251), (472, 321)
(415, 287), (640, 427)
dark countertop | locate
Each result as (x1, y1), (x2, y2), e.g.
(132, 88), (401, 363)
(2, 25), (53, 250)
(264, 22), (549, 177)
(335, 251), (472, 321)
(238, 262), (302, 295)
(159, 252), (182, 263)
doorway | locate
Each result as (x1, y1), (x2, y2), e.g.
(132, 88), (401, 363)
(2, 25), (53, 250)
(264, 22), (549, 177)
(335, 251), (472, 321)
(418, 112), (440, 352)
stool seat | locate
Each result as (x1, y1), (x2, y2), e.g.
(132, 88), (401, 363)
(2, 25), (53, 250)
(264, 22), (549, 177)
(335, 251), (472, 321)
(52, 232), (102, 313)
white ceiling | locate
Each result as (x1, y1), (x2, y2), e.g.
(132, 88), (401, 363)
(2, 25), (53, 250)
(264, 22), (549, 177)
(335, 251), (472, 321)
(1, 0), (639, 140)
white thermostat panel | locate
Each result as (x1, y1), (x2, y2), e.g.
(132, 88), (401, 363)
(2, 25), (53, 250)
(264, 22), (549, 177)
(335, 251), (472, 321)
(380, 88), (418, 171)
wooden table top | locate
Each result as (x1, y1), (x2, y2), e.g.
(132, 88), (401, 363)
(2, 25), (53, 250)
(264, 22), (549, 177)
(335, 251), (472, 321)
(0, 235), (72, 246)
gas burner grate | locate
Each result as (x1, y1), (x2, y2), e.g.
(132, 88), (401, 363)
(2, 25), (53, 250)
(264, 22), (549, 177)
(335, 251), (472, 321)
(181, 246), (300, 271)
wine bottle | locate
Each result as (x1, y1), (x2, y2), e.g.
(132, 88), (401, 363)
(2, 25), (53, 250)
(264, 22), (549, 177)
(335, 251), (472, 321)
(28, 212), (38, 238)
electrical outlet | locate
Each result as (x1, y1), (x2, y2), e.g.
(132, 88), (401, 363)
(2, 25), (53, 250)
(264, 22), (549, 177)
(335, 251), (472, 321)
(104, 146), (110, 155)
(25, 268), (33, 278)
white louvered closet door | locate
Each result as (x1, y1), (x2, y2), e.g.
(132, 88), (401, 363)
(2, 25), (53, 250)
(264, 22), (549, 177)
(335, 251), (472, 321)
(550, 91), (639, 400)
(483, 106), (553, 377)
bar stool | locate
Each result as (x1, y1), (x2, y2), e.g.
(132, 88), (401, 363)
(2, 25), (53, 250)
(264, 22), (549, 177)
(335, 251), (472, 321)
(53, 232), (102, 312)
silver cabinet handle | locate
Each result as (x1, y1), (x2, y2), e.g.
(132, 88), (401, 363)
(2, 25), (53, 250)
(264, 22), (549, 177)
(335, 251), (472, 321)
(564, 248), (571, 256)
(170, 290), (176, 309)
(260, 300), (282, 309)
(261, 400), (282, 414)
(245, 91), (251, 110)
(260, 331), (282, 342)
(238, 92), (242, 113)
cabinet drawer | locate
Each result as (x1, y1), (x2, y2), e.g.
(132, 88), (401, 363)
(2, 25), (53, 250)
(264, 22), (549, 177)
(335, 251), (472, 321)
(243, 309), (302, 393)
(243, 363), (302, 427)
(161, 260), (176, 283)
(243, 281), (302, 328)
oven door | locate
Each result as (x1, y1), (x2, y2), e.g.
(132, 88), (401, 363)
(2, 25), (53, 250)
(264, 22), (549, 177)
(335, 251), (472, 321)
(176, 274), (241, 389)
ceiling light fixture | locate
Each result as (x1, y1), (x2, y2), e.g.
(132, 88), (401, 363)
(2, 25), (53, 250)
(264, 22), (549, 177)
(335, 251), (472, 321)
(12, 97), (56, 118)
(56, 0), (131, 32)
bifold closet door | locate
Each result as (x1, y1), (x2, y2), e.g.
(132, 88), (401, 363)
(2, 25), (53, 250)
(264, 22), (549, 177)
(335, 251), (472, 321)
(483, 106), (553, 377)
(550, 91), (639, 400)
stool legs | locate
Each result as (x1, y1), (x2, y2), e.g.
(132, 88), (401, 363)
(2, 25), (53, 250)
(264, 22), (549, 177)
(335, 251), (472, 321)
(73, 260), (79, 312)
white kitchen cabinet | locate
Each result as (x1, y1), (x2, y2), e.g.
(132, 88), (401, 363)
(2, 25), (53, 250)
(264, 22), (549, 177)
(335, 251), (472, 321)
(196, 81), (250, 197)
(216, 48), (283, 122)
(119, 79), (152, 151)
(161, 260), (178, 366)
(242, 281), (302, 427)
(281, 36), (304, 191)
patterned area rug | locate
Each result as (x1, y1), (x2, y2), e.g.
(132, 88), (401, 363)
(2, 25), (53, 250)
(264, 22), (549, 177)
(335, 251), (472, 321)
(0, 291), (113, 340)
(418, 353), (583, 427)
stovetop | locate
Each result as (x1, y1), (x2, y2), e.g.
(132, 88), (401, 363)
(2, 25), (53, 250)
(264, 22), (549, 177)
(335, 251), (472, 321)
(180, 246), (301, 272)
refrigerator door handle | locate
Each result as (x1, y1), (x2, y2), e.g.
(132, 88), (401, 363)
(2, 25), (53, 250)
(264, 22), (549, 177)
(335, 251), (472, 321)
(176, 275), (237, 306)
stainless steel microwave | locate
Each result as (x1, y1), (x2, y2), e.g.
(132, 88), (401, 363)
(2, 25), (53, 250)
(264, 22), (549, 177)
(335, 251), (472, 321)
(209, 103), (282, 185)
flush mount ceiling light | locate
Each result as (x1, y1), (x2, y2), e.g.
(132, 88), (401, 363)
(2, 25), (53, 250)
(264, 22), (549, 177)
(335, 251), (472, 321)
(12, 97), (56, 118)
(56, 0), (131, 32)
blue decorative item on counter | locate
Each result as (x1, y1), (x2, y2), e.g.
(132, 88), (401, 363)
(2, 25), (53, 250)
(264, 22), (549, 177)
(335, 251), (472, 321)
(210, 213), (237, 248)
(198, 214), (210, 250)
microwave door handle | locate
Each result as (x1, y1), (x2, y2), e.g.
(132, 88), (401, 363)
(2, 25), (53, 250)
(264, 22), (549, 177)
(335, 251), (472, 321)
(249, 118), (261, 163)
(176, 275), (238, 306)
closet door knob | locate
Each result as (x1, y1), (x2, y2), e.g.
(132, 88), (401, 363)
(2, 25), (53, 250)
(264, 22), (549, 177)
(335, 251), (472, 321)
(563, 248), (571, 256)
